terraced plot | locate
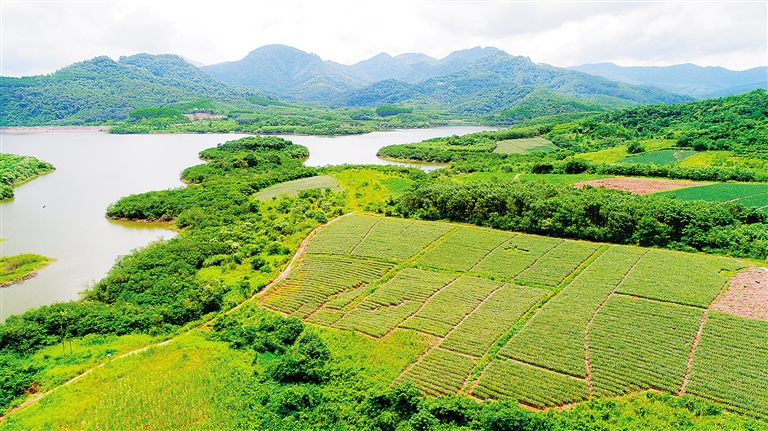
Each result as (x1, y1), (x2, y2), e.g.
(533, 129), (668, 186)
(616, 249), (743, 307)
(396, 348), (476, 396)
(261, 255), (393, 318)
(441, 284), (547, 357)
(472, 234), (562, 281)
(400, 276), (502, 337)
(305, 214), (381, 255)
(589, 295), (703, 396)
(685, 311), (768, 420)
(514, 240), (601, 288)
(500, 246), (646, 377)
(473, 359), (589, 407)
(415, 227), (513, 272)
(351, 218), (454, 262)
(334, 268), (456, 337)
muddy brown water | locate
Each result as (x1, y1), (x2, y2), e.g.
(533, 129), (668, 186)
(0, 126), (492, 320)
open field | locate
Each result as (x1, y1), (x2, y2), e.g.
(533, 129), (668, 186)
(617, 149), (698, 165)
(493, 137), (557, 154)
(662, 182), (768, 213)
(254, 175), (340, 200)
(259, 214), (767, 418)
(575, 177), (706, 194)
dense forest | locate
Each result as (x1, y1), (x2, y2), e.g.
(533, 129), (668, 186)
(0, 154), (55, 199)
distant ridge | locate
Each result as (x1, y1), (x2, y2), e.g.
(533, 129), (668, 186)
(569, 62), (767, 98)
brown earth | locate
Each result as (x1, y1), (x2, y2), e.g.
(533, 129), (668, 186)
(711, 267), (768, 321)
(574, 177), (705, 194)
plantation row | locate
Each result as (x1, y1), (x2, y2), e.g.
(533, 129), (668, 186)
(261, 214), (768, 419)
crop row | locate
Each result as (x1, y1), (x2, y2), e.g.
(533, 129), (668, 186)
(334, 268), (456, 337)
(441, 284), (547, 357)
(305, 308), (344, 326)
(395, 348), (476, 396)
(514, 240), (601, 288)
(261, 255), (393, 317)
(305, 214), (380, 255)
(616, 249), (744, 307)
(685, 311), (768, 420)
(667, 182), (768, 203)
(351, 218), (454, 262)
(400, 276), (502, 337)
(589, 295), (702, 396)
(473, 359), (588, 408)
(471, 234), (562, 281)
(415, 227), (514, 272)
(500, 245), (646, 377)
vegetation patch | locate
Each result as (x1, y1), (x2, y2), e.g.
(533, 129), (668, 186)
(254, 175), (340, 200)
(663, 182), (768, 213)
(0, 154), (55, 199)
(395, 347), (476, 396)
(493, 137), (556, 154)
(0, 254), (53, 287)
(617, 149), (698, 165)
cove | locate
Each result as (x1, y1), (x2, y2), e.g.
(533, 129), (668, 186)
(0, 126), (492, 320)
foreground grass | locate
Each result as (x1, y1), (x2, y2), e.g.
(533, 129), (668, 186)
(0, 254), (52, 287)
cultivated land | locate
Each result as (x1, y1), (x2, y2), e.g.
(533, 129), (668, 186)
(663, 182), (768, 214)
(254, 175), (341, 200)
(261, 214), (767, 419)
(493, 137), (557, 154)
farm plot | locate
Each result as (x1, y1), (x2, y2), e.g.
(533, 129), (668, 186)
(493, 137), (557, 154)
(254, 175), (340, 200)
(616, 249), (744, 307)
(589, 295), (703, 397)
(685, 311), (768, 420)
(664, 182), (768, 203)
(514, 240), (601, 288)
(305, 308), (344, 326)
(473, 359), (588, 407)
(500, 245), (646, 377)
(441, 284), (547, 357)
(351, 218), (454, 262)
(395, 348), (476, 396)
(305, 214), (380, 255)
(400, 277), (502, 337)
(617, 149), (698, 165)
(472, 234), (562, 281)
(415, 227), (514, 272)
(261, 255), (393, 318)
(334, 268), (456, 337)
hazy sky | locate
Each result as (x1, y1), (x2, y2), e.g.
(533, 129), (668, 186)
(2, 1), (766, 77)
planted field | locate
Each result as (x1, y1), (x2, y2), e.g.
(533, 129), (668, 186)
(500, 245), (646, 377)
(254, 175), (340, 200)
(514, 240), (601, 288)
(589, 295), (703, 396)
(663, 182), (768, 213)
(617, 149), (697, 165)
(685, 311), (768, 420)
(471, 234), (562, 281)
(395, 348), (476, 396)
(415, 227), (513, 272)
(334, 268), (456, 337)
(473, 359), (589, 407)
(351, 218), (454, 262)
(616, 249), (743, 307)
(493, 137), (557, 154)
(305, 214), (381, 255)
(261, 255), (393, 318)
(441, 284), (547, 357)
(400, 276), (502, 337)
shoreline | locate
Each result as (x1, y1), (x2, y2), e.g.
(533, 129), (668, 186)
(0, 126), (111, 134)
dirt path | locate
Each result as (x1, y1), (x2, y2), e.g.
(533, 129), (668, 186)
(0, 214), (348, 423)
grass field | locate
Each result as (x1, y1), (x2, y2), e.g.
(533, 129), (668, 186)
(617, 149), (698, 165)
(254, 175), (340, 200)
(573, 139), (676, 163)
(258, 214), (766, 418)
(493, 137), (557, 154)
(662, 182), (768, 213)
(0, 253), (53, 286)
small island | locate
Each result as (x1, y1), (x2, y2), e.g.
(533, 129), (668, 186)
(0, 153), (55, 199)
(0, 253), (53, 287)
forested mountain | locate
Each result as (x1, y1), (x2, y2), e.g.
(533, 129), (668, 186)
(201, 45), (368, 102)
(0, 54), (262, 126)
(569, 62), (767, 98)
(331, 46), (500, 83)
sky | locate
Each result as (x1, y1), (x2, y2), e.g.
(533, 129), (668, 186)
(1, 0), (766, 77)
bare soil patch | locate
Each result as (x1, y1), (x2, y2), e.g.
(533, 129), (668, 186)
(711, 267), (768, 321)
(574, 177), (705, 194)
(183, 113), (225, 121)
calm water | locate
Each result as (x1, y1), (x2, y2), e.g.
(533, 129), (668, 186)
(0, 126), (492, 320)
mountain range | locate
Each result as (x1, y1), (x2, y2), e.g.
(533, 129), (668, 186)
(2, 44), (764, 126)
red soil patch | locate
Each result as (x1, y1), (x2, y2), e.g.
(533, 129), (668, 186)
(574, 177), (705, 194)
(711, 267), (768, 321)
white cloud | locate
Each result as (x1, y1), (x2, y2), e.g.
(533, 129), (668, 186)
(1, 0), (765, 77)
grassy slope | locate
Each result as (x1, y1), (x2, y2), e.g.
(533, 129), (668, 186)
(0, 254), (53, 286)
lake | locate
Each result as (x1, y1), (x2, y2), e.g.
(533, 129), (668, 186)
(0, 126), (491, 320)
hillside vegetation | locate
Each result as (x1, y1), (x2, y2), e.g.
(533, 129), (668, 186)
(0, 154), (55, 199)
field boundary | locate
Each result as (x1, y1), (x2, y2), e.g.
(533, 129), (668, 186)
(348, 217), (383, 255)
(466, 233), (519, 273)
